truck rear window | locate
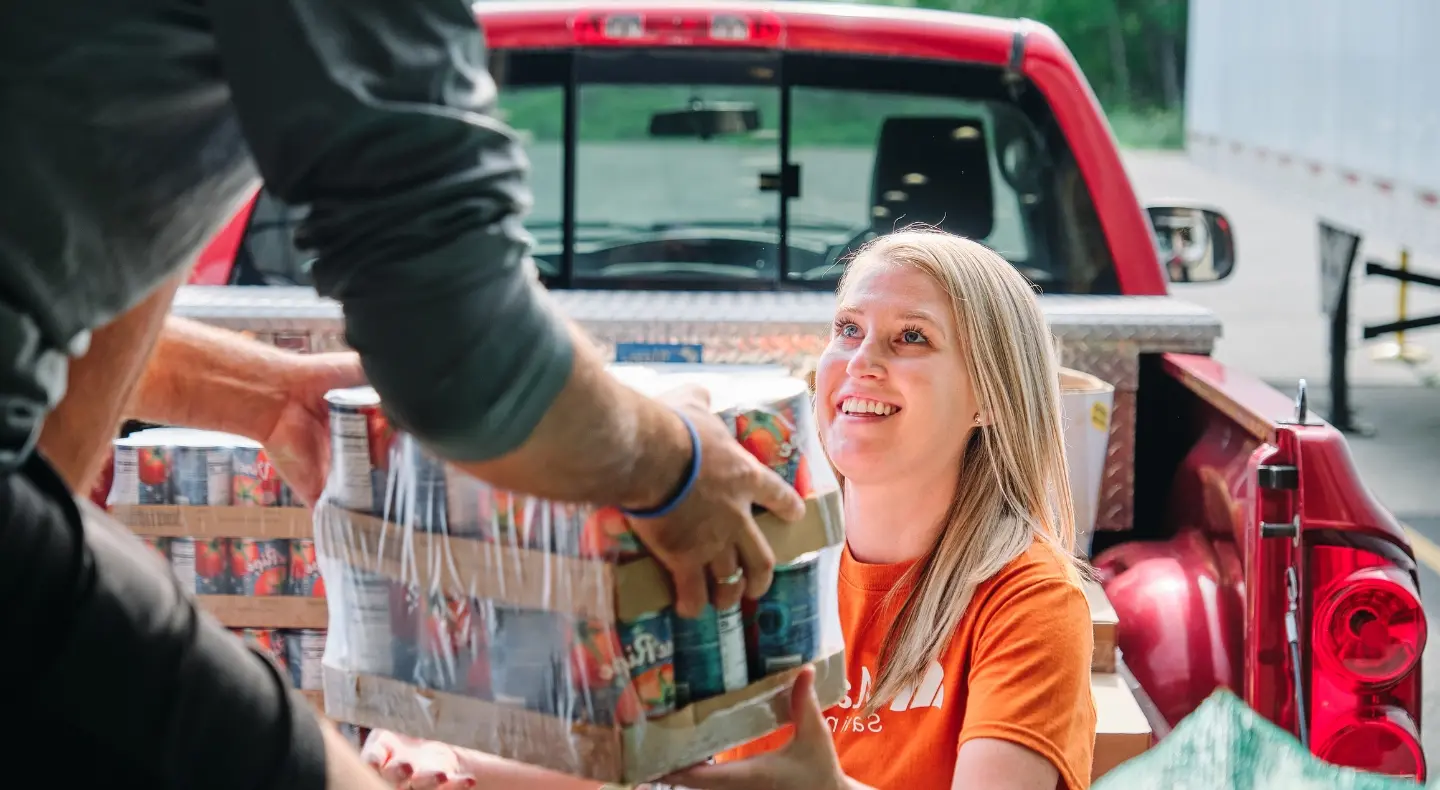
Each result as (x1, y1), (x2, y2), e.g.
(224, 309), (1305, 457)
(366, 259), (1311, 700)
(235, 48), (1118, 294)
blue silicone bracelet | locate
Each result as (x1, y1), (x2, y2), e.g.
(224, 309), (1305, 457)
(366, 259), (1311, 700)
(621, 410), (702, 520)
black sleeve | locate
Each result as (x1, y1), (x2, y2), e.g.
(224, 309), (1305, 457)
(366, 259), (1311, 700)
(209, 0), (575, 463)
(0, 458), (327, 790)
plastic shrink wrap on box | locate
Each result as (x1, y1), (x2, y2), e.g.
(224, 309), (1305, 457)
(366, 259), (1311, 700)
(311, 365), (847, 785)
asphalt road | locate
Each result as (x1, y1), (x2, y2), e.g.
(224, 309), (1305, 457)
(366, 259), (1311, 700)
(1124, 150), (1440, 766)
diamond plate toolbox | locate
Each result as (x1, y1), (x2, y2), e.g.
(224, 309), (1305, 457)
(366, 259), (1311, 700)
(172, 287), (1222, 535)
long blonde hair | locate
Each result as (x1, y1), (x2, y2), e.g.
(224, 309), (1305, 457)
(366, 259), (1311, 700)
(827, 227), (1088, 715)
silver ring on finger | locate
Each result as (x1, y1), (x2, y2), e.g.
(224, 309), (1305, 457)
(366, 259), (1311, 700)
(716, 568), (745, 586)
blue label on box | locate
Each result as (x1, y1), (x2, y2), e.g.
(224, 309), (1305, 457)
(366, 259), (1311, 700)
(615, 342), (704, 364)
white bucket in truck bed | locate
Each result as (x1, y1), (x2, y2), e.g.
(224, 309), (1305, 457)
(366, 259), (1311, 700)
(1059, 368), (1115, 559)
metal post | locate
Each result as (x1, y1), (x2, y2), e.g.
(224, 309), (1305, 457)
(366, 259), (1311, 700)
(1329, 274), (1358, 432)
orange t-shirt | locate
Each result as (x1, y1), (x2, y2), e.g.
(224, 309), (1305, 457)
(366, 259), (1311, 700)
(716, 540), (1096, 790)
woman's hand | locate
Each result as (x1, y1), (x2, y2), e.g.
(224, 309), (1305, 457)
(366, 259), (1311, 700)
(661, 666), (871, 790)
(361, 730), (477, 790)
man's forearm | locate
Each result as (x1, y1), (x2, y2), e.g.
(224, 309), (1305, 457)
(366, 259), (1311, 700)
(127, 316), (298, 441)
(38, 274), (184, 491)
(454, 320), (692, 512)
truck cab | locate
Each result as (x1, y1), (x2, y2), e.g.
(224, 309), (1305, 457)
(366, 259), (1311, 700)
(179, 1), (1426, 781)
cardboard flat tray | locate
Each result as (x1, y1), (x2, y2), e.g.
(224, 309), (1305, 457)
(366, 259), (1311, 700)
(197, 595), (329, 629)
(111, 504), (313, 538)
(322, 650), (847, 785)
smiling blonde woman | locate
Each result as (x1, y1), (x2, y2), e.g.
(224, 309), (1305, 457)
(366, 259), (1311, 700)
(365, 228), (1097, 790)
(670, 227), (1098, 790)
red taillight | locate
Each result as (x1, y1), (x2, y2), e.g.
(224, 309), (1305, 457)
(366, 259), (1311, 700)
(571, 11), (784, 46)
(1314, 566), (1425, 687)
(1315, 706), (1425, 781)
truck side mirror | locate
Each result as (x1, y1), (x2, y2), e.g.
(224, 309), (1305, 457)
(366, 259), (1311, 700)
(1146, 204), (1236, 283)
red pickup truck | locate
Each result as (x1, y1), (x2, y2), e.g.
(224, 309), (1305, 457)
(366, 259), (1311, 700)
(180, 1), (1427, 780)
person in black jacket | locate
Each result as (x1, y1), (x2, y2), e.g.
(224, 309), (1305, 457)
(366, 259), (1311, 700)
(0, 1), (804, 787)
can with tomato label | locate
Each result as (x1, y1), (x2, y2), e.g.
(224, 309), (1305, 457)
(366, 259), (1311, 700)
(386, 580), (424, 683)
(171, 436), (233, 506)
(569, 615), (643, 727)
(673, 602), (748, 707)
(286, 539), (326, 597)
(141, 536), (171, 564)
(232, 442), (280, 507)
(578, 506), (647, 562)
(285, 628), (327, 691)
(744, 553), (821, 681)
(726, 379), (816, 498)
(618, 610), (677, 719)
(170, 537), (232, 594)
(231, 538), (290, 596)
(489, 605), (571, 713)
(325, 387), (394, 515)
(391, 435), (448, 533)
(330, 569), (398, 677)
(417, 592), (491, 697)
(233, 628), (288, 675)
(111, 439), (173, 505)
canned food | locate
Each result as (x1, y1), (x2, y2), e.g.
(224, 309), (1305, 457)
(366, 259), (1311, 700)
(579, 506), (647, 561)
(325, 387), (394, 515)
(286, 539), (326, 597)
(570, 615), (642, 727)
(232, 442), (280, 507)
(233, 628), (288, 674)
(171, 436), (233, 506)
(489, 606), (571, 713)
(111, 439), (173, 505)
(170, 537), (231, 594)
(320, 569), (396, 677)
(417, 593), (490, 697)
(141, 536), (171, 564)
(386, 581), (424, 683)
(285, 628), (327, 691)
(673, 603), (748, 707)
(231, 538), (290, 596)
(745, 554), (821, 681)
(618, 610), (677, 719)
(391, 435), (448, 532)
(726, 379), (815, 498)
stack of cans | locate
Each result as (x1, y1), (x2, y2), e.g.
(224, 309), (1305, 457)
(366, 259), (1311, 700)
(140, 534), (326, 598)
(110, 427), (301, 508)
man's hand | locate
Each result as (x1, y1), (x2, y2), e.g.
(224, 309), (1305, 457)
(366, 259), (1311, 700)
(262, 352), (367, 505)
(626, 384), (806, 618)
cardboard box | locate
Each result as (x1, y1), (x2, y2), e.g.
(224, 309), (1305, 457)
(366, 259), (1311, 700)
(1059, 369), (1116, 559)
(1085, 581), (1119, 673)
(1092, 672), (1153, 781)
(314, 489), (846, 784)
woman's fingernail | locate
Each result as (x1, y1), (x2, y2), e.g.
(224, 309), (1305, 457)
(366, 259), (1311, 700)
(399, 763), (414, 778)
(436, 773), (449, 785)
(463, 779), (477, 788)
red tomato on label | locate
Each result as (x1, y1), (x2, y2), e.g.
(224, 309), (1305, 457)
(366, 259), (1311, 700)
(137, 448), (169, 487)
